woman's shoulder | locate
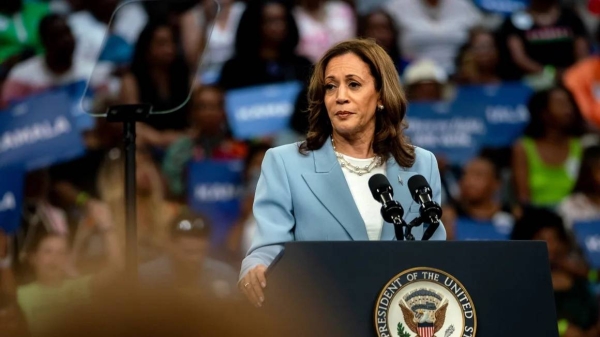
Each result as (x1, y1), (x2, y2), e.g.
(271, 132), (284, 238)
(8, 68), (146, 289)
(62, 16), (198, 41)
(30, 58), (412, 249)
(412, 146), (436, 165)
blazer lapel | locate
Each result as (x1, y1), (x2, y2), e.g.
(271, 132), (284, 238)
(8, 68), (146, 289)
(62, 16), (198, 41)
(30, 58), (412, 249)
(380, 157), (418, 240)
(301, 138), (369, 241)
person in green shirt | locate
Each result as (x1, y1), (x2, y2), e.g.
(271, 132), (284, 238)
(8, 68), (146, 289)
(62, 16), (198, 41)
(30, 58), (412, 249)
(512, 85), (586, 208)
(0, 0), (49, 66)
(16, 210), (123, 337)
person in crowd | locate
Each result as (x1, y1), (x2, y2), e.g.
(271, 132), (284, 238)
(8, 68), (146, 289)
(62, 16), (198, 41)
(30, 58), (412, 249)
(119, 19), (192, 148)
(384, 0), (483, 75)
(498, 0), (589, 80)
(454, 27), (501, 85)
(226, 142), (271, 258)
(0, 0), (49, 67)
(16, 221), (122, 337)
(403, 59), (448, 102)
(218, 0), (313, 91)
(511, 207), (599, 337)
(162, 85), (248, 201)
(559, 146), (600, 227)
(180, 0), (246, 84)
(293, 0), (356, 63)
(563, 22), (600, 130)
(239, 39), (446, 307)
(357, 8), (408, 76)
(67, 0), (146, 65)
(96, 146), (181, 263)
(139, 208), (239, 299)
(442, 154), (515, 239)
(1, 13), (114, 106)
(512, 85), (586, 208)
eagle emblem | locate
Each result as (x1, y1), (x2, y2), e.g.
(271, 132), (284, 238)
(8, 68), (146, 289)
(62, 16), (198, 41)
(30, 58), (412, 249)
(399, 289), (448, 337)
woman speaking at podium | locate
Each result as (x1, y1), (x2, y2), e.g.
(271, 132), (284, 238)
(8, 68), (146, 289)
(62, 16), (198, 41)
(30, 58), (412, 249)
(239, 39), (446, 306)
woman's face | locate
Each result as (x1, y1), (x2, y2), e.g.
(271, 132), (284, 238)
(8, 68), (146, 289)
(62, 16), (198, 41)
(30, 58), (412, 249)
(191, 88), (226, 134)
(31, 236), (69, 283)
(545, 89), (575, 129)
(262, 3), (288, 46)
(364, 13), (395, 52)
(324, 53), (380, 140)
(149, 26), (176, 66)
(470, 32), (498, 70)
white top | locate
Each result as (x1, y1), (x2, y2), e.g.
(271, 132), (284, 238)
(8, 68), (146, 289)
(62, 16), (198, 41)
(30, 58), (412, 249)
(293, 1), (356, 63)
(195, 1), (246, 84)
(68, 3), (147, 63)
(2, 55), (116, 103)
(384, 0), (482, 74)
(338, 154), (386, 241)
(558, 193), (600, 229)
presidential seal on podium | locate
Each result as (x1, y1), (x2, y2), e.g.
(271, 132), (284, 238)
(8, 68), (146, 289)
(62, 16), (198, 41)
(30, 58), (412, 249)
(375, 267), (477, 337)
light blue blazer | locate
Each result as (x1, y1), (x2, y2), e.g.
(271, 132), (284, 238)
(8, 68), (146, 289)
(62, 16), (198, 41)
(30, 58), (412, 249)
(240, 137), (446, 279)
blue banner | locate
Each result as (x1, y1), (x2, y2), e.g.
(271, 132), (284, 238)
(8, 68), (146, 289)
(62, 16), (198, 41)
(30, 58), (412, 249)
(187, 159), (245, 244)
(406, 83), (532, 165)
(454, 218), (510, 241)
(572, 220), (600, 269)
(474, 0), (528, 14)
(60, 80), (96, 131)
(0, 166), (24, 234)
(225, 81), (303, 139)
(0, 90), (86, 170)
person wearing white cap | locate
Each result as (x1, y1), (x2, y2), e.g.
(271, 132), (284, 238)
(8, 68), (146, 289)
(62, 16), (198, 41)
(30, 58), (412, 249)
(403, 59), (448, 102)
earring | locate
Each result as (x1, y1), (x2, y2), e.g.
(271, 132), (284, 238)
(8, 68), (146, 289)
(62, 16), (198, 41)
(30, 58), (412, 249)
(377, 105), (384, 111)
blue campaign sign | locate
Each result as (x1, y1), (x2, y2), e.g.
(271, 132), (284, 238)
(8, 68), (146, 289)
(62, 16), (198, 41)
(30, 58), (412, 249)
(0, 89), (86, 170)
(225, 81), (303, 139)
(187, 159), (245, 244)
(0, 166), (24, 234)
(405, 82), (532, 165)
(60, 80), (96, 131)
(474, 0), (528, 14)
(454, 218), (509, 241)
(572, 220), (600, 269)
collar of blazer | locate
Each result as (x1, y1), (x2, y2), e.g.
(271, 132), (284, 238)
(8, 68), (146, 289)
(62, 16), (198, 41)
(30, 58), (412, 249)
(301, 136), (418, 241)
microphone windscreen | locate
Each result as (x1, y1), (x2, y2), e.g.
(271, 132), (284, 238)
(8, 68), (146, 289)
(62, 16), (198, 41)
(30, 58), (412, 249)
(407, 174), (429, 202)
(368, 174), (393, 200)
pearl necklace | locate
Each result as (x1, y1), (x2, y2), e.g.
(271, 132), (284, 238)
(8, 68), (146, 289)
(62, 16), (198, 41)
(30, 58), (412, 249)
(331, 137), (382, 176)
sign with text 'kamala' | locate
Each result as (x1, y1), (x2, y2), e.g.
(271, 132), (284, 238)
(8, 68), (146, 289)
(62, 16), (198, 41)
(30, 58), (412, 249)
(225, 81), (303, 139)
(0, 166), (24, 234)
(405, 83), (532, 166)
(188, 159), (244, 244)
(0, 90), (86, 170)
(572, 220), (600, 269)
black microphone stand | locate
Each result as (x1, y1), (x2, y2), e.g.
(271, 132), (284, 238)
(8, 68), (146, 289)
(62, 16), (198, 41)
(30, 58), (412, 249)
(106, 104), (151, 283)
(404, 217), (423, 241)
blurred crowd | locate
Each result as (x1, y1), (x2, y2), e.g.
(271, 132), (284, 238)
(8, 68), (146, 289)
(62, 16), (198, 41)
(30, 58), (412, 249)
(1, 0), (600, 336)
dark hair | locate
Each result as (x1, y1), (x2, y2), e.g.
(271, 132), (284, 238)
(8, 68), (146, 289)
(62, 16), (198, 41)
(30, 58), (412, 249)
(510, 206), (569, 244)
(38, 13), (67, 44)
(357, 9), (401, 65)
(454, 26), (499, 78)
(523, 85), (585, 138)
(572, 145), (600, 195)
(130, 19), (190, 110)
(472, 150), (501, 180)
(234, 0), (300, 59)
(299, 38), (415, 168)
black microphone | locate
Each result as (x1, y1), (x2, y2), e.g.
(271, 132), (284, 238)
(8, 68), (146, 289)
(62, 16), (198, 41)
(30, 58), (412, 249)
(368, 174), (406, 240)
(407, 174), (442, 241)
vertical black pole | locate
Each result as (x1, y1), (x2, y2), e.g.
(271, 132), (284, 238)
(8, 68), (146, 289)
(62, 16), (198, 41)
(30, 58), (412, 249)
(124, 120), (137, 281)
